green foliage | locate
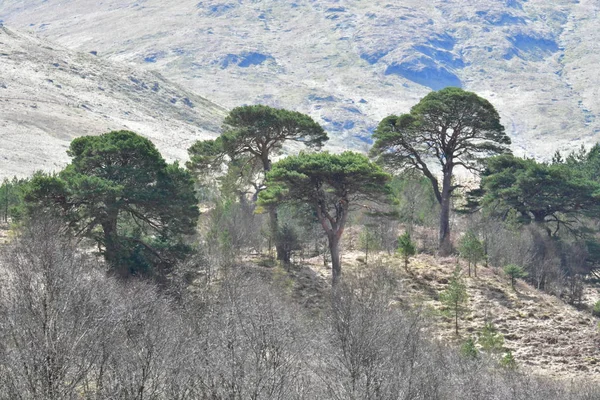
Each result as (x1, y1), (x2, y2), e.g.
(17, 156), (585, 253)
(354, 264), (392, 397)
(277, 223), (302, 266)
(503, 264), (528, 289)
(592, 300), (600, 317)
(259, 151), (391, 284)
(371, 88), (510, 175)
(584, 239), (600, 271)
(188, 105), (328, 262)
(260, 151), (391, 207)
(25, 131), (199, 279)
(223, 105), (327, 151)
(218, 229), (233, 256)
(217, 155), (264, 203)
(188, 104), (327, 177)
(478, 322), (505, 353)
(371, 87), (511, 252)
(358, 225), (381, 251)
(203, 198), (265, 267)
(358, 227), (382, 265)
(552, 150), (564, 164)
(504, 208), (522, 232)
(389, 172), (438, 229)
(469, 154), (600, 236)
(566, 143), (600, 180)
(460, 338), (479, 359)
(396, 232), (416, 271)
(359, 228), (381, 251)
(0, 176), (29, 223)
(186, 137), (228, 175)
(500, 351), (517, 370)
(276, 202), (323, 253)
(459, 230), (485, 277)
(440, 266), (469, 335)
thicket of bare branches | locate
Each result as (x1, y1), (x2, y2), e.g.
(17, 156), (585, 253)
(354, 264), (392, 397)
(465, 214), (594, 304)
(0, 217), (597, 399)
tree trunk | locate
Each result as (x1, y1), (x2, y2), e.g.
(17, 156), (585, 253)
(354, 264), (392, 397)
(328, 233), (342, 286)
(261, 154), (286, 261)
(455, 303), (459, 336)
(4, 183), (8, 223)
(268, 206), (286, 261)
(365, 234), (369, 266)
(439, 171), (453, 255)
(102, 210), (125, 277)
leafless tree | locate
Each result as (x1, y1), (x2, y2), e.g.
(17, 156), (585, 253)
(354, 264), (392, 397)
(0, 216), (598, 400)
(0, 216), (107, 399)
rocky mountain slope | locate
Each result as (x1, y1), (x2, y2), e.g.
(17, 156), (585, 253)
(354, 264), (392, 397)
(0, 26), (226, 178)
(1, 0), (599, 156)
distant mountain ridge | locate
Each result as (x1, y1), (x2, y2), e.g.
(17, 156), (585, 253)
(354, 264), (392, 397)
(0, 25), (226, 178)
(1, 0), (600, 158)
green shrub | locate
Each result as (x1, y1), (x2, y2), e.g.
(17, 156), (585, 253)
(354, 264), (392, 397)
(440, 266), (469, 335)
(479, 322), (504, 353)
(396, 232), (416, 272)
(459, 230), (484, 277)
(503, 264), (527, 289)
(359, 228), (382, 266)
(500, 350), (517, 369)
(460, 338), (479, 359)
(593, 300), (600, 317)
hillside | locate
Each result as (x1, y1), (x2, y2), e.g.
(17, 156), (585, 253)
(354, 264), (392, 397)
(1, 0), (600, 156)
(282, 246), (600, 380)
(0, 26), (226, 178)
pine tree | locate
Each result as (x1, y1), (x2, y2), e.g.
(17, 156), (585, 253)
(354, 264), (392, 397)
(259, 152), (391, 285)
(371, 88), (510, 254)
(503, 264), (527, 290)
(396, 232), (416, 272)
(440, 266), (469, 335)
(459, 230), (485, 277)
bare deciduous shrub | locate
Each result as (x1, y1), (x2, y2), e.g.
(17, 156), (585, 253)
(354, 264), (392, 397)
(0, 217), (597, 399)
(188, 272), (313, 400)
(0, 217), (108, 399)
(202, 200), (267, 267)
(0, 217), (199, 399)
(473, 215), (593, 301)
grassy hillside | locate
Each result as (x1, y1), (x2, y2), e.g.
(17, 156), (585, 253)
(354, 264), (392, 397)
(275, 244), (600, 380)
